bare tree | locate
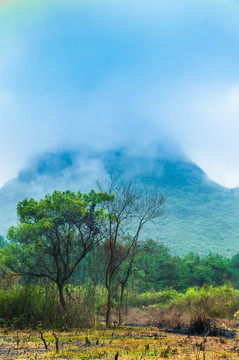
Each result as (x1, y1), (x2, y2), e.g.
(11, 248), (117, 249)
(97, 179), (165, 327)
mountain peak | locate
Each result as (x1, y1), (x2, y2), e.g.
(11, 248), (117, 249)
(0, 146), (237, 256)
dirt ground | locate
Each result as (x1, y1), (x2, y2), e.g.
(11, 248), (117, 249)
(1, 327), (239, 359)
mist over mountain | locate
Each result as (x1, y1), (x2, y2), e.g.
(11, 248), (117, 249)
(1, 144), (239, 256)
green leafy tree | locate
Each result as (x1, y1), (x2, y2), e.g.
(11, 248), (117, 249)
(181, 252), (230, 288)
(133, 239), (181, 292)
(4, 190), (113, 310)
(202, 253), (230, 285)
(0, 235), (5, 249)
(229, 254), (239, 288)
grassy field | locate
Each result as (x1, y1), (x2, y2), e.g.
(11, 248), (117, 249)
(1, 326), (239, 360)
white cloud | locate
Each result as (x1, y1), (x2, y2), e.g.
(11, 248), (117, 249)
(2, 0), (239, 188)
(155, 80), (239, 187)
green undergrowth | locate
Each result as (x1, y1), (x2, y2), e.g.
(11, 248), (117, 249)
(1, 283), (239, 329)
(130, 284), (239, 319)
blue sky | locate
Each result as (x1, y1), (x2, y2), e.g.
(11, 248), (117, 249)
(1, 0), (239, 187)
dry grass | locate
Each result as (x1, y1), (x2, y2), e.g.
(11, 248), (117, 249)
(113, 306), (189, 329)
(0, 326), (239, 359)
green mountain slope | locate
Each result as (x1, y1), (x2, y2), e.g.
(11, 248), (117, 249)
(0, 148), (239, 256)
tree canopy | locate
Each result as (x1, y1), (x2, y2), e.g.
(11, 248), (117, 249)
(4, 190), (113, 309)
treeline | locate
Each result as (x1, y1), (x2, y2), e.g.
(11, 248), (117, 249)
(71, 238), (239, 293)
(130, 239), (239, 291)
(1, 236), (237, 292)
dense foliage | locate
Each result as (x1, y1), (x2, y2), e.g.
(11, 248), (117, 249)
(1, 188), (239, 329)
(3, 190), (113, 310)
(1, 234), (239, 328)
(0, 235), (5, 248)
(131, 239), (236, 292)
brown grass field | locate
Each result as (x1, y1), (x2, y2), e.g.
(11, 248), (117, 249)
(1, 326), (239, 360)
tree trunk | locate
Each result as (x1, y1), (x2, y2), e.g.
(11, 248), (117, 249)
(106, 286), (112, 328)
(118, 282), (125, 327)
(57, 283), (66, 311)
(92, 285), (96, 327)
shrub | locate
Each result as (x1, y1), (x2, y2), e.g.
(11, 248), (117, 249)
(0, 284), (57, 328)
(0, 281), (108, 329)
(171, 284), (239, 319)
(170, 284), (239, 334)
(129, 288), (179, 307)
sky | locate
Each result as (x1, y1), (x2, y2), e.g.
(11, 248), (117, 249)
(1, 0), (239, 187)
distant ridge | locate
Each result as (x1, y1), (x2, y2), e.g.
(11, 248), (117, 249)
(0, 146), (239, 256)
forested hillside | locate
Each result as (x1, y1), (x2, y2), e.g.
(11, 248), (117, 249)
(1, 148), (239, 255)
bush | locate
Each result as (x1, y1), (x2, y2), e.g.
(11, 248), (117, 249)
(128, 285), (239, 333)
(0, 284), (57, 328)
(0, 280), (109, 329)
(170, 284), (239, 334)
(129, 288), (179, 307)
(171, 284), (239, 319)
(1, 282), (238, 330)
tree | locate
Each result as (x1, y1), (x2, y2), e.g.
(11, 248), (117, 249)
(0, 235), (5, 248)
(229, 254), (239, 289)
(98, 180), (165, 327)
(181, 252), (230, 288)
(4, 190), (113, 310)
(116, 236), (141, 326)
(133, 239), (181, 292)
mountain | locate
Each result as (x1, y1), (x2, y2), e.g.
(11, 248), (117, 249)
(1, 147), (239, 256)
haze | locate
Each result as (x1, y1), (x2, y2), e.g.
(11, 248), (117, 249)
(1, 0), (239, 187)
